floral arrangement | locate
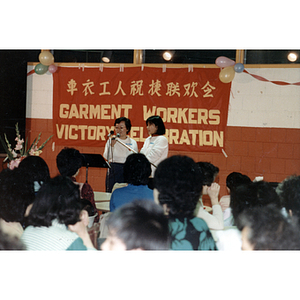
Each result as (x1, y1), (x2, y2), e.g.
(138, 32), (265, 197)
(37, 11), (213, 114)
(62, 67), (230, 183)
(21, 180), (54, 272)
(0, 123), (53, 170)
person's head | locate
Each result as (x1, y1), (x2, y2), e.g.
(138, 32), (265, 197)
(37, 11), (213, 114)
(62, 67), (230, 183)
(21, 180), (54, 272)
(123, 153), (151, 186)
(56, 147), (82, 177)
(0, 168), (35, 223)
(18, 155), (50, 192)
(27, 175), (82, 227)
(196, 162), (219, 194)
(154, 155), (204, 218)
(114, 117), (132, 138)
(146, 115), (165, 136)
(101, 200), (169, 250)
(80, 199), (96, 217)
(236, 204), (300, 250)
(230, 180), (281, 223)
(226, 172), (251, 193)
(276, 175), (300, 222)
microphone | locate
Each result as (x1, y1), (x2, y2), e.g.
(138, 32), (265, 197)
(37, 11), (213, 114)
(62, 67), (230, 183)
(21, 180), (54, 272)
(107, 130), (114, 137)
(112, 133), (120, 140)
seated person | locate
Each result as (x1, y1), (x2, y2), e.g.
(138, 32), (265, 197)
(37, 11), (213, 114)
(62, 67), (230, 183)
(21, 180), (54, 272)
(101, 200), (169, 250)
(236, 204), (300, 250)
(56, 147), (99, 223)
(194, 162), (224, 230)
(110, 153), (154, 212)
(18, 155), (50, 194)
(21, 176), (96, 250)
(18, 155), (51, 217)
(219, 172), (252, 226)
(276, 174), (300, 224)
(153, 155), (217, 251)
(0, 168), (35, 238)
(211, 180), (282, 251)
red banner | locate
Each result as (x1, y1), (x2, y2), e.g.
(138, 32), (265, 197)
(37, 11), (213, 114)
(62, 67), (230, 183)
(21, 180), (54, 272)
(53, 66), (231, 152)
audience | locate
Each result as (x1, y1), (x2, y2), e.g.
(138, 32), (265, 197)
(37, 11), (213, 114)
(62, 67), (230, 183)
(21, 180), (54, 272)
(211, 180), (282, 250)
(0, 168), (35, 238)
(194, 161), (224, 230)
(236, 204), (300, 250)
(56, 147), (99, 223)
(219, 172), (252, 226)
(21, 176), (96, 250)
(153, 155), (217, 250)
(109, 153), (154, 212)
(101, 200), (169, 250)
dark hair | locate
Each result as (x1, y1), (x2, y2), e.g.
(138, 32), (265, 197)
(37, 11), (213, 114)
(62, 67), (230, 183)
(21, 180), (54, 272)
(230, 181), (281, 222)
(80, 198), (96, 217)
(236, 204), (300, 250)
(226, 172), (251, 191)
(196, 162), (219, 186)
(123, 153), (151, 185)
(107, 200), (170, 250)
(154, 155), (203, 218)
(18, 156), (50, 187)
(0, 168), (35, 223)
(276, 175), (300, 225)
(27, 176), (82, 227)
(114, 117), (132, 134)
(146, 115), (165, 135)
(56, 147), (82, 177)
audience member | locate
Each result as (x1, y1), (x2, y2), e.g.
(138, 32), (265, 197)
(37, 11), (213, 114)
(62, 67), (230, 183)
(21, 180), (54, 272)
(219, 172), (252, 226)
(236, 204), (300, 250)
(194, 162), (224, 230)
(101, 200), (169, 250)
(18, 155), (50, 193)
(110, 153), (154, 212)
(56, 147), (99, 223)
(103, 117), (138, 192)
(153, 155), (217, 250)
(140, 115), (168, 178)
(211, 180), (282, 250)
(0, 168), (35, 238)
(18, 155), (51, 217)
(21, 176), (96, 250)
(276, 174), (300, 225)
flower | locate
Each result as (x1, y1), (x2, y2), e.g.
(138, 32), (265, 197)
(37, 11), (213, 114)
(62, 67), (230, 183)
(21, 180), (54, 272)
(0, 123), (53, 170)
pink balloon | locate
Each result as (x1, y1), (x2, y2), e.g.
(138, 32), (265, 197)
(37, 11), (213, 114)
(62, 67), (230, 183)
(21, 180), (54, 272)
(48, 64), (58, 73)
(215, 56), (236, 68)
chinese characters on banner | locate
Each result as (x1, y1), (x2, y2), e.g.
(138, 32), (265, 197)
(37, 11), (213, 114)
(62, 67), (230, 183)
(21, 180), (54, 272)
(52, 66), (231, 153)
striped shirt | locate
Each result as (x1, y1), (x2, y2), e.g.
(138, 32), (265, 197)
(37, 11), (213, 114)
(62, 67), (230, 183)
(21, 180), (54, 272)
(21, 219), (87, 251)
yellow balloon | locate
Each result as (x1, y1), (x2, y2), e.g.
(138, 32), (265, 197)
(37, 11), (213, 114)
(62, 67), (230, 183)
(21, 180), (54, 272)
(39, 51), (54, 66)
(219, 66), (235, 83)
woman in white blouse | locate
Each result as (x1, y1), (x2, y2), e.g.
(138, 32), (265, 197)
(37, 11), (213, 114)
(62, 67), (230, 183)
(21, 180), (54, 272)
(140, 115), (168, 178)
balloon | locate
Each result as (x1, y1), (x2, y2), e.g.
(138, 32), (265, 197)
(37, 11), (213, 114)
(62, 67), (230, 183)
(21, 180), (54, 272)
(39, 51), (54, 66)
(219, 66), (235, 83)
(48, 64), (58, 73)
(234, 63), (244, 73)
(34, 63), (48, 75)
(215, 56), (236, 68)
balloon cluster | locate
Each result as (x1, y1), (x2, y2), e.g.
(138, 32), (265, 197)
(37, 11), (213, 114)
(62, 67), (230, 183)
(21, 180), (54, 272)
(34, 50), (57, 75)
(215, 56), (244, 83)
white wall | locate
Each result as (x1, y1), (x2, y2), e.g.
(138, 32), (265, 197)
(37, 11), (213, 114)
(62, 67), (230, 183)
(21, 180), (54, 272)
(26, 65), (300, 129)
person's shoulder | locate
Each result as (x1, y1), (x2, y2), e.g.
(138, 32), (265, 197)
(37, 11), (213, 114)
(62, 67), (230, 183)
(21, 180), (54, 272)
(190, 216), (210, 230)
